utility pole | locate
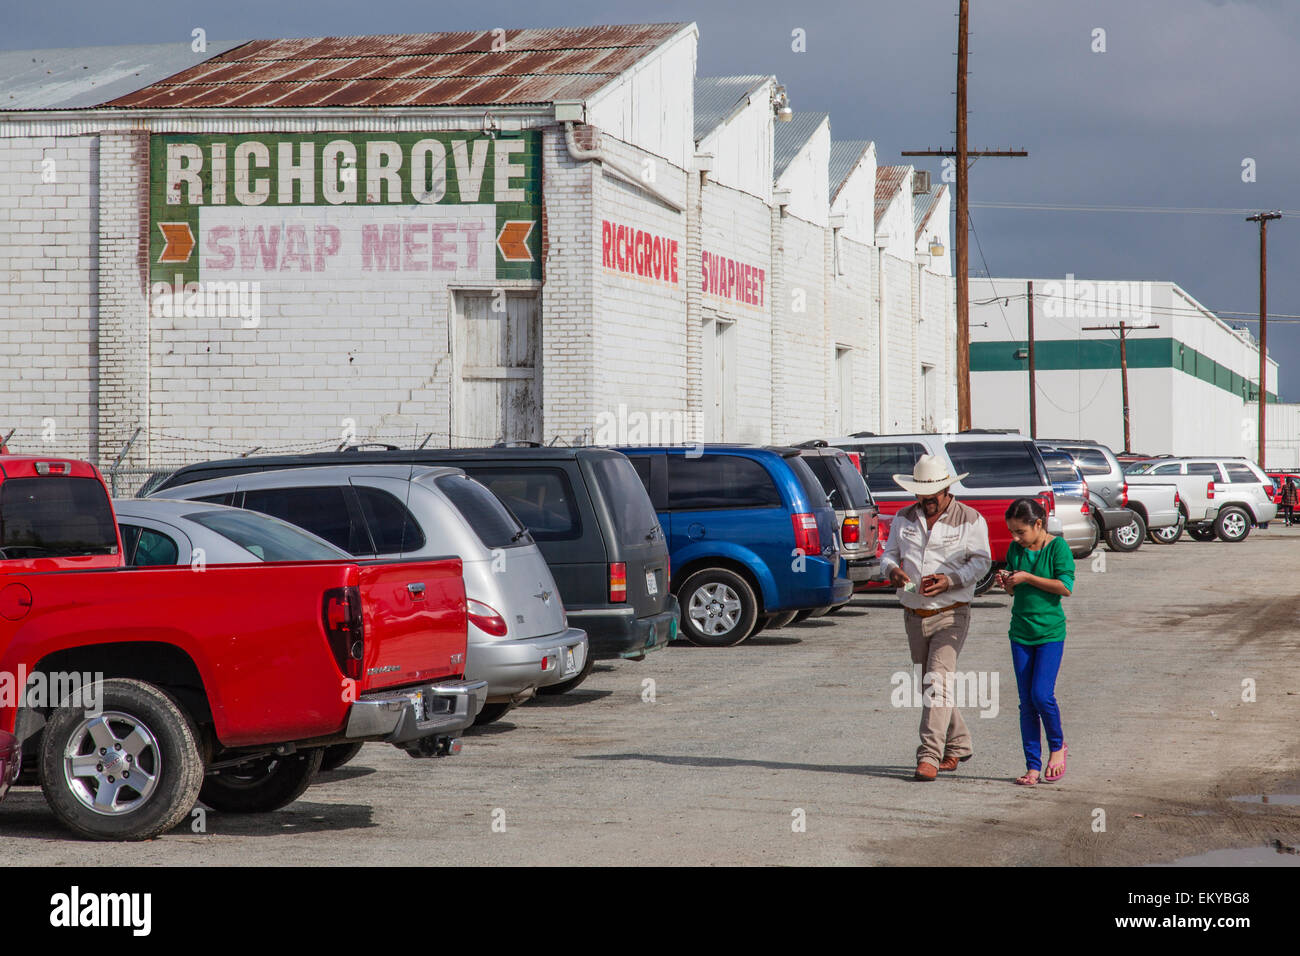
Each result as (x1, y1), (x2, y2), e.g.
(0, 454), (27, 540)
(904, 0), (1027, 431)
(1246, 211), (1280, 470)
(1082, 320), (1159, 454)
(1027, 280), (1036, 438)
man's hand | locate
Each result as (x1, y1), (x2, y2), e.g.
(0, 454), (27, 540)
(888, 567), (911, 588)
(919, 573), (951, 597)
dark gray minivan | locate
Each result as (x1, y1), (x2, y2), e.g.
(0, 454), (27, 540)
(145, 446), (679, 692)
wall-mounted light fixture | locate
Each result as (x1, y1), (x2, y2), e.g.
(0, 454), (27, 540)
(771, 85), (793, 122)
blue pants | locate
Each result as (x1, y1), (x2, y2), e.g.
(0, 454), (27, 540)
(1010, 640), (1064, 771)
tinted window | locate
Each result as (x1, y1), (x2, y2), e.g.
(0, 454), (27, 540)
(802, 455), (839, 500)
(464, 467), (581, 542)
(788, 457), (832, 510)
(1149, 463), (1182, 475)
(186, 508), (345, 561)
(0, 477), (118, 557)
(354, 486), (426, 553)
(1224, 464), (1259, 484)
(666, 455), (781, 510)
(628, 456), (652, 490)
(590, 456), (661, 544)
(1041, 454), (1081, 485)
(1058, 447), (1112, 476)
(857, 443), (926, 494)
(242, 486), (372, 555)
(1186, 462), (1222, 478)
(132, 527), (180, 566)
(435, 475), (531, 549)
(944, 441), (1044, 489)
(1123, 461), (1155, 475)
(829, 454), (873, 509)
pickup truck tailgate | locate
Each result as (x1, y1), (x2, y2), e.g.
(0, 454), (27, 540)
(355, 558), (468, 693)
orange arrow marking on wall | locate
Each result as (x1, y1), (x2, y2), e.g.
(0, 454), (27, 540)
(496, 220), (535, 262)
(158, 222), (196, 263)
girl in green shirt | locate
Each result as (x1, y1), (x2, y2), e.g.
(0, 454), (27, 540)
(996, 498), (1075, 786)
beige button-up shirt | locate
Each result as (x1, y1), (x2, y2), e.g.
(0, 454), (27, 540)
(878, 498), (992, 610)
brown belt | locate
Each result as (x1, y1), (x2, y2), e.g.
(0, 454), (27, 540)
(905, 602), (969, 618)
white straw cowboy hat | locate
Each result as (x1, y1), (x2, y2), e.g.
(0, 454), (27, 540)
(893, 454), (969, 495)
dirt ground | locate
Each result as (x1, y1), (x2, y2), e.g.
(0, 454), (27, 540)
(3, 525), (1299, 866)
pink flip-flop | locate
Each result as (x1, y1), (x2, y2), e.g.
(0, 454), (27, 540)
(1014, 770), (1039, 786)
(1043, 744), (1068, 783)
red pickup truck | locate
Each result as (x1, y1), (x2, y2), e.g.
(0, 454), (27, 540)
(0, 456), (485, 840)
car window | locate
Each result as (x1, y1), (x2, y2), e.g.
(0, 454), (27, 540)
(788, 456), (832, 510)
(856, 443), (926, 494)
(1224, 464), (1259, 484)
(828, 454), (873, 509)
(435, 474), (532, 549)
(628, 455), (652, 490)
(589, 456), (662, 545)
(242, 486), (372, 555)
(801, 455), (840, 503)
(666, 454), (782, 510)
(1059, 447), (1112, 476)
(462, 467), (581, 542)
(0, 476), (119, 557)
(185, 508), (346, 561)
(354, 486), (426, 553)
(944, 441), (1044, 489)
(1150, 463), (1183, 475)
(1041, 454), (1081, 484)
(1186, 462), (1222, 478)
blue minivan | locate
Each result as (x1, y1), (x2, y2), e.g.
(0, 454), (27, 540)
(616, 445), (852, 646)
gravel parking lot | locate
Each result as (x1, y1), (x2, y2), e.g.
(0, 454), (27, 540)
(4, 527), (1299, 866)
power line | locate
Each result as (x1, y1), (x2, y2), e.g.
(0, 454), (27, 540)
(970, 290), (1300, 324)
(970, 200), (1300, 217)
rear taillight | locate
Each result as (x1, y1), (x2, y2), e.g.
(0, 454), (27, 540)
(467, 598), (508, 637)
(322, 586), (364, 680)
(1207, 480), (1215, 500)
(609, 562), (627, 603)
(792, 513), (821, 555)
(842, 516), (861, 544)
(1120, 482), (1129, 508)
(1174, 491), (1181, 505)
(1038, 490), (1055, 517)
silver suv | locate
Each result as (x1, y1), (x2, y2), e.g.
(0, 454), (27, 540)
(1124, 457), (1277, 542)
(151, 464), (589, 722)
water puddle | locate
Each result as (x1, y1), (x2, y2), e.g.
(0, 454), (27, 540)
(1230, 792), (1300, 806)
(1155, 842), (1300, 867)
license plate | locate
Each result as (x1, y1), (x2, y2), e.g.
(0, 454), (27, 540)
(563, 647), (577, 675)
(646, 570), (658, 596)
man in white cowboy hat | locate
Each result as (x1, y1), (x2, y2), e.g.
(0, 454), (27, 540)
(879, 454), (992, 781)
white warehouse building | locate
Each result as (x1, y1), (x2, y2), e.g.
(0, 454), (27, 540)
(969, 276), (1280, 459)
(0, 23), (955, 485)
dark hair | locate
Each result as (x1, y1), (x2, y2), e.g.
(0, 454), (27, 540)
(1005, 497), (1047, 526)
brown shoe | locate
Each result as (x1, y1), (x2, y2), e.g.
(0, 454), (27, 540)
(914, 761), (938, 781)
(938, 753), (971, 772)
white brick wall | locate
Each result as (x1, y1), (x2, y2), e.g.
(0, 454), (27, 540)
(771, 214), (828, 441)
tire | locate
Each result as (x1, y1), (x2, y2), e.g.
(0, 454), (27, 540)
(199, 748), (323, 814)
(791, 609), (815, 625)
(973, 564), (1000, 597)
(473, 701), (515, 725)
(40, 678), (204, 841)
(1105, 512), (1146, 552)
(1214, 506), (1251, 543)
(766, 610), (798, 629)
(1188, 525), (1217, 542)
(537, 647), (595, 695)
(318, 742), (365, 772)
(1147, 516), (1185, 545)
(677, 568), (759, 647)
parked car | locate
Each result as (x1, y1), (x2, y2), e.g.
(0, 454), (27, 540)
(794, 442), (880, 587)
(150, 464), (587, 725)
(1125, 457), (1276, 542)
(0, 456), (483, 840)
(146, 445), (677, 684)
(827, 431), (1057, 593)
(616, 445), (852, 646)
(1037, 450), (1098, 558)
(1035, 438), (1177, 551)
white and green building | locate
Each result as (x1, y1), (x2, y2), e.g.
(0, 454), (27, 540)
(969, 277), (1280, 458)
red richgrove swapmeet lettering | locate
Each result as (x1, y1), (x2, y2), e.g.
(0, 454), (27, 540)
(601, 220), (679, 283)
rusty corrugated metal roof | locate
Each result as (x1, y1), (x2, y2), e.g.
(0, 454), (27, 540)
(874, 164), (911, 228)
(103, 23), (690, 109)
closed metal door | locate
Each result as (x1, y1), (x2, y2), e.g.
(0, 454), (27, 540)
(453, 292), (541, 445)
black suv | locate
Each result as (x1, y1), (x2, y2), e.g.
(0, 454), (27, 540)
(146, 446), (679, 689)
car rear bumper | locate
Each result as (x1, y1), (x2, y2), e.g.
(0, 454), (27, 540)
(344, 678), (488, 746)
(1095, 506), (1136, 531)
(845, 555), (881, 582)
(565, 595), (679, 659)
(468, 628), (590, 701)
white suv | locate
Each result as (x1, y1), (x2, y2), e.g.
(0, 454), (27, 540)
(1124, 457), (1276, 542)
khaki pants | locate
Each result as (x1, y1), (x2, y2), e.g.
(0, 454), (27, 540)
(904, 606), (973, 767)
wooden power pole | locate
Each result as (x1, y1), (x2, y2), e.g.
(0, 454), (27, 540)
(904, 0), (1027, 431)
(1246, 211), (1280, 470)
(1082, 320), (1159, 454)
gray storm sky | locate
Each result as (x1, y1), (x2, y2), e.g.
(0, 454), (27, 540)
(7, 0), (1299, 398)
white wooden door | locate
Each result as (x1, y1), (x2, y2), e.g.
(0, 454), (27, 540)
(453, 292), (541, 445)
